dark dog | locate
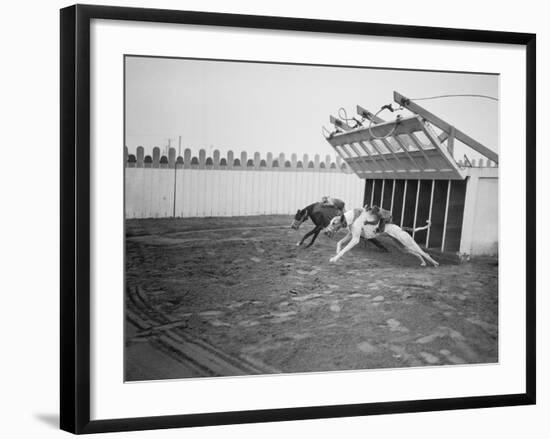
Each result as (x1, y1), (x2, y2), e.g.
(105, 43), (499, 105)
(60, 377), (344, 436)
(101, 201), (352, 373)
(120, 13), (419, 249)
(291, 201), (345, 248)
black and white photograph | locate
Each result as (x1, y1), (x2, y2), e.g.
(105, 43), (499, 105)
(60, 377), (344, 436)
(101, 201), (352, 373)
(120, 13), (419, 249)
(2, 0), (545, 437)
(124, 55), (499, 381)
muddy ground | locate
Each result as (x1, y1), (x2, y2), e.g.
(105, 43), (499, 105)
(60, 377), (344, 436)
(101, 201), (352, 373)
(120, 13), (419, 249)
(125, 215), (498, 381)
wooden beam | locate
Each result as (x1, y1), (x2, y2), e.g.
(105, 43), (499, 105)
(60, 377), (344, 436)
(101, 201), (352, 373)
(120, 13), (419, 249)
(356, 141), (387, 172)
(357, 104), (419, 156)
(344, 161), (460, 179)
(357, 105), (382, 123)
(357, 105), (397, 148)
(361, 128), (407, 166)
(330, 116), (396, 172)
(400, 181), (408, 227)
(326, 116), (423, 146)
(447, 126), (455, 158)
(412, 179), (421, 239)
(426, 180), (435, 247)
(330, 115), (353, 132)
(390, 178), (396, 213)
(332, 144), (360, 174)
(420, 120), (465, 178)
(388, 134), (423, 171)
(369, 138), (406, 168)
(338, 144), (367, 175)
(352, 110), (407, 167)
(348, 142), (385, 173)
(406, 132), (438, 171)
(357, 105), (416, 150)
(393, 91), (498, 163)
(327, 117), (366, 174)
(441, 180), (452, 252)
(330, 117), (386, 173)
(365, 139), (399, 172)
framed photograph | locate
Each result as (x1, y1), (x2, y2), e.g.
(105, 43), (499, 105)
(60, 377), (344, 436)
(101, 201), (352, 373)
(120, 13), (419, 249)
(60, 4), (536, 434)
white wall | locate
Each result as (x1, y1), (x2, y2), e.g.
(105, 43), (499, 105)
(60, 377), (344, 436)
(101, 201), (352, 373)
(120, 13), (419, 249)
(2, 1), (547, 439)
(471, 178), (499, 255)
(460, 168), (499, 256)
(125, 168), (364, 218)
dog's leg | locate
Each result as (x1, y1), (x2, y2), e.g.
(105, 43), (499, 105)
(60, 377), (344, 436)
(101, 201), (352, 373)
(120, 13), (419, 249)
(419, 251), (439, 267)
(405, 244), (439, 267)
(297, 226), (317, 246)
(400, 238), (428, 266)
(304, 226), (322, 248)
(404, 248), (428, 266)
(330, 234), (360, 263)
(336, 231), (352, 254)
(384, 225), (439, 267)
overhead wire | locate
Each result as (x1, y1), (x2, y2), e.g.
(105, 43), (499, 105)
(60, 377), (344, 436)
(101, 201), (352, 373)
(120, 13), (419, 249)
(408, 93), (498, 102)
(330, 93), (498, 140)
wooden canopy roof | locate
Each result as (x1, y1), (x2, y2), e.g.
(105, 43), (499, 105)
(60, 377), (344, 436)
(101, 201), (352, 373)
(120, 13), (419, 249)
(324, 91), (498, 180)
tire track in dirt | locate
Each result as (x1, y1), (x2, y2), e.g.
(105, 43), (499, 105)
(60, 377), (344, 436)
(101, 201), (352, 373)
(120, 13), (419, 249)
(126, 286), (280, 377)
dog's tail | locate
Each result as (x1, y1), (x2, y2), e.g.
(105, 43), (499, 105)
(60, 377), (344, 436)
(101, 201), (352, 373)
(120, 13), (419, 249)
(402, 220), (431, 233)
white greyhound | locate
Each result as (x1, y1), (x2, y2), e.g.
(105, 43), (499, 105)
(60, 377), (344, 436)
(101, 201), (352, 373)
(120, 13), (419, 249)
(324, 208), (439, 267)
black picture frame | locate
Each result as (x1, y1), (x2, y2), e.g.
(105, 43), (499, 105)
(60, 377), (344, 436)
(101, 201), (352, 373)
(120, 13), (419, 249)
(60, 4), (536, 434)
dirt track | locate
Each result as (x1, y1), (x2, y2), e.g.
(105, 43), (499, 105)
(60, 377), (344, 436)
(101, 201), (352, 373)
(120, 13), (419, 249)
(125, 215), (498, 381)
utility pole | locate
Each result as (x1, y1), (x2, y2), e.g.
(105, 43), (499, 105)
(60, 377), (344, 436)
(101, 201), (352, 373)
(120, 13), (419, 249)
(173, 136), (181, 218)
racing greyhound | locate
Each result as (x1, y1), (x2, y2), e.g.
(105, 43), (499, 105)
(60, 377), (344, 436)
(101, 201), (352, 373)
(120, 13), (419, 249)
(324, 207), (439, 266)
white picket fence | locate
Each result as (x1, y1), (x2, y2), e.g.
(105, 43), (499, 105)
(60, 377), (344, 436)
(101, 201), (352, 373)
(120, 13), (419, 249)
(125, 148), (364, 218)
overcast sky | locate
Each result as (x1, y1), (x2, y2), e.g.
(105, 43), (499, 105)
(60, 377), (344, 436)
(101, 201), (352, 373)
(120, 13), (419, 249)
(125, 56), (498, 162)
